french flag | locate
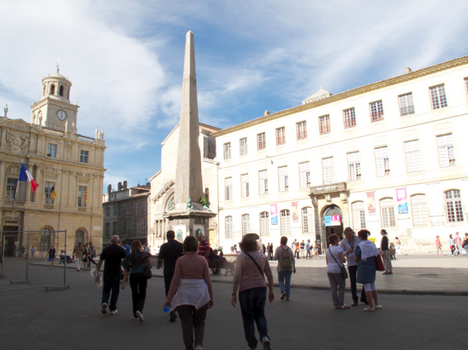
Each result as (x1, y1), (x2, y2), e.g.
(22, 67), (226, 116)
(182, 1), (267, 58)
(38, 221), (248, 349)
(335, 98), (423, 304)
(19, 163), (39, 193)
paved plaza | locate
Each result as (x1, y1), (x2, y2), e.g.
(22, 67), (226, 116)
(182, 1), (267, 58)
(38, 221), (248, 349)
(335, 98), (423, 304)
(0, 254), (466, 349)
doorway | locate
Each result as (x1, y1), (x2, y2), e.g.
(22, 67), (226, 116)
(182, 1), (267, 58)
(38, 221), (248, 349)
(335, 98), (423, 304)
(322, 205), (344, 247)
(2, 226), (18, 256)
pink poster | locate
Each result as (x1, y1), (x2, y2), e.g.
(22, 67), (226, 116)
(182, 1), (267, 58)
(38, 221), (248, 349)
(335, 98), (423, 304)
(291, 202), (299, 222)
(367, 192), (376, 214)
(270, 204), (278, 225)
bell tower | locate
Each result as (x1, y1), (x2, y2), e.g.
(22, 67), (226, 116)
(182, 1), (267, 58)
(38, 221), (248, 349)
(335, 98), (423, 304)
(30, 65), (79, 133)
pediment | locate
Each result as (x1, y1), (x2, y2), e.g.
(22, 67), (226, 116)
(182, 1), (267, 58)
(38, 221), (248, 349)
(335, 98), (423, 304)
(0, 118), (42, 133)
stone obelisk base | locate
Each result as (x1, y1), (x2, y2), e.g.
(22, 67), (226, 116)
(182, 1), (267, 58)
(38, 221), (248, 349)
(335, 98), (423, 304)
(164, 209), (216, 242)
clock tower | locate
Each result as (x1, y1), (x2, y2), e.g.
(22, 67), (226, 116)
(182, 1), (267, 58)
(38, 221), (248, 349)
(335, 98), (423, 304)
(30, 68), (79, 133)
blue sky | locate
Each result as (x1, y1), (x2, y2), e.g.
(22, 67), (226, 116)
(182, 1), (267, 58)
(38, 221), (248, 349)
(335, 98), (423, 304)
(1, 0), (468, 191)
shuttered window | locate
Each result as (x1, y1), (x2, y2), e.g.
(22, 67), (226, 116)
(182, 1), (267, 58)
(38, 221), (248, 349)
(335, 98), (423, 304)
(404, 140), (422, 172)
(279, 166), (288, 192)
(241, 174), (249, 198)
(225, 177), (232, 200)
(276, 127), (286, 145)
(301, 207), (313, 233)
(280, 209), (291, 235)
(347, 152), (361, 181)
(375, 146), (390, 177)
(445, 190), (464, 222)
(257, 133), (266, 150)
(430, 85), (447, 109)
(437, 134), (456, 167)
(242, 214), (250, 235)
(259, 170), (268, 194)
(322, 157), (335, 184)
(352, 201), (366, 230)
(240, 138), (248, 156)
(398, 93), (415, 116)
(411, 194), (428, 226)
(299, 162), (310, 188)
(260, 212), (269, 236)
(224, 143), (231, 159)
(380, 198), (396, 227)
(225, 216), (233, 238)
(297, 121), (307, 140)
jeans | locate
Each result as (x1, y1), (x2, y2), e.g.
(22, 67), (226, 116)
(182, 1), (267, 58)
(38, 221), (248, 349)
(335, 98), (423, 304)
(164, 273), (174, 296)
(102, 273), (121, 311)
(464, 245), (468, 257)
(306, 249), (311, 258)
(239, 287), (269, 349)
(278, 270), (292, 298)
(327, 273), (345, 307)
(457, 243), (463, 255)
(130, 273), (147, 317)
(347, 265), (359, 303)
(176, 303), (208, 350)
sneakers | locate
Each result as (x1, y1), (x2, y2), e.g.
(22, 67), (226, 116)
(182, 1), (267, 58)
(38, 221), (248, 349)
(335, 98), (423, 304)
(110, 309), (118, 315)
(136, 311), (144, 323)
(194, 346), (203, 350)
(262, 336), (271, 350)
(169, 311), (178, 322)
(101, 303), (108, 315)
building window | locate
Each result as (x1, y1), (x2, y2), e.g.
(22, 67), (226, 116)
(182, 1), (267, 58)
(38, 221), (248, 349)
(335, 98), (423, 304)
(278, 166), (288, 192)
(404, 140), (422, 172)
(296, 121), (307, 140)
(113, 222), (117, 235)
(133, 202), (137, 215)
(276, 127), (286, 145)
(411, 194), (429, 226)
(80, 150), (89, 163)
(319, 115), (331, 134)
(6, 178), (18, 200)
(322, 157), (335, 185)
(114, 205), (117, 215)
(78, 186), (87, 207)
(301, 207), (313, 233)
(106, 207), (110, 216)
(122, 220), (127, 233)
(260, 212), (269, 236)
(352, 201), (366, 230)
(50, 84), (55, 95)
(398, 93), (415, 116)
(299, 162), (310, 188)
(347, 152), (361, 181)
(123, 204), (127, 216)
(241, 174), (250, 198)
(141, 219), (146, 235)
(437, 134), (456, 167)
(257, 133), (266, 150)
(40, 227), (54, 250)
(430, 84), (447, 109)
(239, 138), (248, 156)
(259, 170), (268, 195)
(47, 144), (57, 158)
(242, 214), (250, 235)
(132, 220), (137, 235)
(225, 177), (232, 200)
(343, 108), (356, 128)
(225, 216), (233, 239)
(370, 100), (384, 121)
(280, 209), (291, 235)
(465, 78), (468, 99)
(45, 182), (55, 205)
(380, 198), (396, 228)
(375, 146), (390, 177)
(445, 190), (464, 222)
(224, 143), (231, 160)
(105, 223), (110, 236)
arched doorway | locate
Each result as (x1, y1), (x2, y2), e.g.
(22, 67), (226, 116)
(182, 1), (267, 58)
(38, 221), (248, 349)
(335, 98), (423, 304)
(322, 205), (344, 247)
(75, 228), (88, 246)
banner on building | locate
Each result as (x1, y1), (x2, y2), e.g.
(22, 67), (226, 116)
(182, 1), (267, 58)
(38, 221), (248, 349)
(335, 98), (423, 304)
(291, 202), (299, 222)
(324, 215), (341, 227)
(270, 204), (278, 225)
(396, 188), (408, 214)
(366, 192), (376, 214)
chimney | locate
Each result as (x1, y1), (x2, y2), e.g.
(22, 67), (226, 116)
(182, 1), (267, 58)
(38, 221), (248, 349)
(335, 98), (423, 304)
(107, 184), (112, 198)
(118, 182), (122, 191)
(405, 67), (412, 74)
(264, 110), (270, 116)
(123, 181), (127, 189)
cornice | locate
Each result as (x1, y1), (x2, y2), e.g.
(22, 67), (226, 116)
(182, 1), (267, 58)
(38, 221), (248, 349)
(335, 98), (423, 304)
(213, 55), (468, 137)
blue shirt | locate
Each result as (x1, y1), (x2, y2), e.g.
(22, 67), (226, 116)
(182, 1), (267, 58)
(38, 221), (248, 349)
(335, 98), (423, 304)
(123, 245), (131, 255)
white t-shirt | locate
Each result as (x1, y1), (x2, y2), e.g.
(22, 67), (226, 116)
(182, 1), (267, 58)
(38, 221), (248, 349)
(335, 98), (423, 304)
(326, 246), (344, 274)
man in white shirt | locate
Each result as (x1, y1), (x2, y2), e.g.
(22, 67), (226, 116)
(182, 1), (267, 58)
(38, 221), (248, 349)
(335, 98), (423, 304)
(340, 227), (367, 306)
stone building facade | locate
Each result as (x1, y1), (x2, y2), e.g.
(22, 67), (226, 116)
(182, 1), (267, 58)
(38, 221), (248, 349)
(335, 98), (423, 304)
(102, 182), (150, 247)
(0, 71), (106, 256)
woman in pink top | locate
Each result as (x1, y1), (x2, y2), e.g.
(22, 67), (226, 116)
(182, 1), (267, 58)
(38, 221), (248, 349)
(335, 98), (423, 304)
(164, 236), (213, 350)
(231, 233), (274, 350)
(436, 236), (443, 256)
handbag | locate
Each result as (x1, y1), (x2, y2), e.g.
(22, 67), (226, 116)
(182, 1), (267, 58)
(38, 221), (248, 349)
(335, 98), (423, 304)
(375, 254), (385, 271)
(328, 248), (348, 279)
(143, 264), (153, 279)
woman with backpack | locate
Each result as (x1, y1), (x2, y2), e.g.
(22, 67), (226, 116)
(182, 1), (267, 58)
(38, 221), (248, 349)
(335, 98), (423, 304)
(273, 236), (296, 301)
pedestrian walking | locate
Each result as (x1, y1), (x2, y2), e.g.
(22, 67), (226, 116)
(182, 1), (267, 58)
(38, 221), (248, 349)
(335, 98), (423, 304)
(314, 241), (320, 259)
(73, 242), (84, 271)
(268, 243), (273, 260)
(231, 233), (274, 350)
(47, 245), (56, 269)
(395, 237), (401, 256)
(448, 234), (455, 255)
(380, 229), (393, 275)
(454, 232), (462, 255)
(273, 236), (295, 301)
(157, 230), (183, 322)
(355, 229), (382, 312)
(164, 236), (213, 350)
(326, 234), (349, 309)
(305, 239), (311, 259)
(462, 233), (468, 258)
(96, 235), (126, 316)
(31, 246), (35, 258)
(436, 236), (443, 256)
(121, 240), (152, 322)
(340, 227), (367, 306)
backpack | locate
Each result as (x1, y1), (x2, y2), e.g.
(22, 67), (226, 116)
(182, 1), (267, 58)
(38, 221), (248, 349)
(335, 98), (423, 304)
(278, 247), (292, 270)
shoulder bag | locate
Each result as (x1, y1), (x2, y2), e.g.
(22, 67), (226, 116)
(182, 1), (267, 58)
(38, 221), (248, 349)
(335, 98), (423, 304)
(375, 254), (385, 271)
(244, 252), (265, 279)
(328, 248), (348, 279)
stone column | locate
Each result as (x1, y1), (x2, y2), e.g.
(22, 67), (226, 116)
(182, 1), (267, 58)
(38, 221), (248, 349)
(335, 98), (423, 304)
(0, 160), (4, 200)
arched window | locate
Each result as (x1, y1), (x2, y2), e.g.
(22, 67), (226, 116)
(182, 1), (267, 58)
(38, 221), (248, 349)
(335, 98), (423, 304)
(352, 201), (366, 230)
(259, 212), (269, 236)
(42, 85), (46, 96)
(445, 190), (464, 222)
(40, 226), (55, 250)
(75, 228), (88, 246)
(280, 209), (291, 235)
(301, 207), (313, 233)
(50, 84), (55, 95)
(59, 85), (64, 97)
(380, 198), (396, 227)
(242, 214), (250, 235)
(411, 194), (428, 226)
(225, 216), (233, 239)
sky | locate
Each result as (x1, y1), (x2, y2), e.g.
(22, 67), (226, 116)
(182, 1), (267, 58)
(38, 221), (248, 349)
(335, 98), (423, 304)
(1, 0), (468, 191)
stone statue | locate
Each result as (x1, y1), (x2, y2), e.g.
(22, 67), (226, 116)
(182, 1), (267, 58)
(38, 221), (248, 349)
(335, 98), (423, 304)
(65, 121), (69, 132)
(203, 198), (210, 210)
(186, 197), (193, 210)
(4, 104), (8, 118)
(95, 128), (99, 139)
(72, 121), (75, 130)
(20, 135), (30, 152)
(38, 113), (42, 125)
(167, 200), (175, 212)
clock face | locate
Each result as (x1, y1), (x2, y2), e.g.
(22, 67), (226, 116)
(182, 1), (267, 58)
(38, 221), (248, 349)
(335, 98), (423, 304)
(57, 110), (67, 121)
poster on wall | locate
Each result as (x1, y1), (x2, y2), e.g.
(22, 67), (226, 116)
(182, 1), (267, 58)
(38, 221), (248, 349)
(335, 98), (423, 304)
(396, 188), (408, 214)
(366, 192), (376, 214)
(291, 202), (299, 222)
(270, 204), (278, 225)
(324, 215), (341, 226)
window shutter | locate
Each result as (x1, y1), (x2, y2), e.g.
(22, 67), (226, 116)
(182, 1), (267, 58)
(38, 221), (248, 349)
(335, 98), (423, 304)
(322, 157), (335, 184)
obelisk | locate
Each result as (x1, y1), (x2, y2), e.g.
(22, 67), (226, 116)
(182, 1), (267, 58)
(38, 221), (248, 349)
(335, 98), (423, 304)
(174, 31), (204, 208)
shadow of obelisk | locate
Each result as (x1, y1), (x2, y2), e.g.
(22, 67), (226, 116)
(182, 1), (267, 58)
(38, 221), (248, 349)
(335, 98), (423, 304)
(164, 31), (216, 240)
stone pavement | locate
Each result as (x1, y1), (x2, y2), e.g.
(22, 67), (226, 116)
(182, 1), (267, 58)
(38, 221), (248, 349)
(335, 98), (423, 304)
(152, 253), (468, 295)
